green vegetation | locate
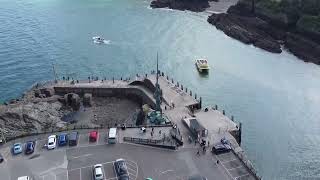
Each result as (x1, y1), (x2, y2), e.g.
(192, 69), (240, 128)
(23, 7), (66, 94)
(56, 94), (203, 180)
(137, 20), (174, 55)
(297, 15), (320, 33)
(251, 0), (320, 28)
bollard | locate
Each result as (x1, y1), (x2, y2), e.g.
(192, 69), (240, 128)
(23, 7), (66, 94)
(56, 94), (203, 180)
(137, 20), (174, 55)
(199, 97), (202, 109)
(113, 77), (114, 83)
(177, 82), (179, 87)
(166, 75), (169, 80)
(231, 116), (234, 122)
(185, 87), (188, 93)
(145, 73), (147, 78)
(223, 110), (225, 115)
(121, 77), (122, 80)
(181, 85), (183, 90)
(215, 104), (218, 110)
(190, 91), (192, 96)
(161, 72), (164, 76)
(195, 93), (197, 100)
(171, 78), (174, 83)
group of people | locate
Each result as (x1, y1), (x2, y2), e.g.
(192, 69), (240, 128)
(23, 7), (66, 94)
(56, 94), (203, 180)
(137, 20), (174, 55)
(196, 138), (209, 155)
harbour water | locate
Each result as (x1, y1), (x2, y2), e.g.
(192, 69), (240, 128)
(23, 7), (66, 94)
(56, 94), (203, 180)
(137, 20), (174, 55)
(0, 0), (320, 179)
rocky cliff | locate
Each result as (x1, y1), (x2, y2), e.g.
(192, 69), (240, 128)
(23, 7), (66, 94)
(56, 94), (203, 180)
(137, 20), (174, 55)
(150, 0), (210, 12)
(0, 101), (67, 140)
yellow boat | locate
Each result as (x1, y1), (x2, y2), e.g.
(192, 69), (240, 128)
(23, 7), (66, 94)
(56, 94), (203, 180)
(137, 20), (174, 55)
(195, 59), (210, 72)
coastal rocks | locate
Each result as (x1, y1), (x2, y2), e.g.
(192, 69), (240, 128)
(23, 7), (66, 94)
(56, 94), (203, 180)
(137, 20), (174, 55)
(285, 33), (320, 64)
(0, 101), (66, 140)
(83, 93), (92, 107)
(150, 0), (210, 12)
(207, 13), (282, 53)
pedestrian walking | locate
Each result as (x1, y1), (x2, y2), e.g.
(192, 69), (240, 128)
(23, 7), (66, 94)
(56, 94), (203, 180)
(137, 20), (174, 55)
(216, 160), (220, 164)
(197, 149), (200, 155)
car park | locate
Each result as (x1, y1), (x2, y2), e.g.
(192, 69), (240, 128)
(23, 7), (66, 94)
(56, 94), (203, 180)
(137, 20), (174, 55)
(69, 131), (78, 146)
(114, 158), (130, 180)
(0, 153), (4, 163)
(211, 144), (231, 155)
(12, 143), (23, 155)
(58, 133), (68, 146)
(93, 164), (104, 180)
(89, 131), (98, 142)
(47, 135), (57, 150)
(25, 141), (35, 154)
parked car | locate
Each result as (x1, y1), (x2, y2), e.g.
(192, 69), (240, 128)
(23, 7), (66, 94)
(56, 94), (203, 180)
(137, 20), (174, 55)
(58, 133), (68, 146)
(25, 141), (35, 154)
(12, 143), (23, 155)
(211, 144), (231, 155)
(93, 164), (104, 180)
(114, 159), (129, 180)
(69, 131), (78, 146)
(89, 131), (98, 142)
(47, 135), (57, 150)
(0, 153), (4, 163)
(17, 176), (32, 180)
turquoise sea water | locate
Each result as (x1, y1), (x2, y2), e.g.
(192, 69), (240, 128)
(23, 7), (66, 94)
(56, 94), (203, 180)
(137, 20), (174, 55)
(1, 0), (320, 179)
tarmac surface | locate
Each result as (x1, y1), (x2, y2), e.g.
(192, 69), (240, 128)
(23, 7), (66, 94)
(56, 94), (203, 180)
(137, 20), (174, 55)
(0, 129), (256, 180)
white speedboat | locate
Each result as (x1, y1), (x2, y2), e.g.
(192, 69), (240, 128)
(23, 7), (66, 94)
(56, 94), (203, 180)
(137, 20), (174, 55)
(195, 59), (210, 72)
(92, 36), (105, 44)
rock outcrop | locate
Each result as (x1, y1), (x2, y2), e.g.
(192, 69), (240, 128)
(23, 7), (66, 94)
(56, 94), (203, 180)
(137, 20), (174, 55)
(0, 101), (67, 140)
(64, 93), (81, 111)
(150, 0), (210, 12)
(208, 13), (283, 53)
(83, 93), (92, 107)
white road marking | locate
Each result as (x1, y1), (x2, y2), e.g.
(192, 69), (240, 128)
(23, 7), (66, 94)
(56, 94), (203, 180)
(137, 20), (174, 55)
(227, 165), (243, 171)
(160, 169), (174, 174)
(215, 155), (235, 180)
(70, 153), (92, 159)
(69, 161), (115, 171)
(233, 173), (250, 179)
(220, 158), (237, 164)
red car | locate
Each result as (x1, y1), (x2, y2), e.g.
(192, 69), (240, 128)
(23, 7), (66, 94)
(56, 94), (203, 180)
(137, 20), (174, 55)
(89, 131), (98, 142)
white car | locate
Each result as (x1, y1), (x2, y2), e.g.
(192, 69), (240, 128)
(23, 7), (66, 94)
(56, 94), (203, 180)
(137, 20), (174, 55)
(17, 176), (32, 180)
(93, 164), (104, 180)
(47, 135), (56, 150)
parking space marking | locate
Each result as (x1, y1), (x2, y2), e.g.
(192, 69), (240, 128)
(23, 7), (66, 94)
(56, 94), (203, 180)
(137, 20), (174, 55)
(220, 158), (237, 164)
(234, 173), (250, 179)
(70, 153), (92, 159)
(69, 161), (115, 171)
(215, 155), (235, 180)
(227, 165), (243, 171)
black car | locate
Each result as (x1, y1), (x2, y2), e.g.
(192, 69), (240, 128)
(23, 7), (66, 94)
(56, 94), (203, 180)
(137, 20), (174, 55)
(114, 159), (129, 180)
(211, 143), (231, 155)
(25, 141), (35, 154)
(0, 153), (4, 163)
(69, 131), (78, 146)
